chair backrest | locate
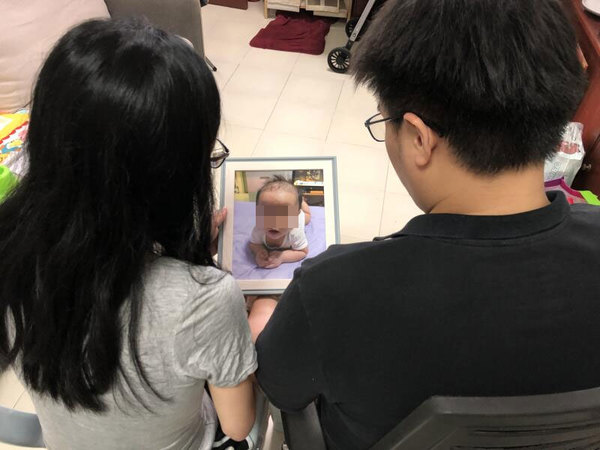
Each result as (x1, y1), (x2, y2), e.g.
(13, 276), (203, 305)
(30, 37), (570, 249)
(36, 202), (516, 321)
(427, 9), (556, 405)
(281, 402), (327, 450)
(0, 405), (44, 448)
(103, 0), (206, 56)
(371, 387), (600, 449)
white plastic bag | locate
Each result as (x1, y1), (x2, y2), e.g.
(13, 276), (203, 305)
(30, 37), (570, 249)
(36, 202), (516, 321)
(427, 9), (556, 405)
(544, 122), (585, 186)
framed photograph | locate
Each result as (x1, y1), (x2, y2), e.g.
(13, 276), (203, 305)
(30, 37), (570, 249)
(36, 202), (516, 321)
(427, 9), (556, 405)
(218, 157), (340, 295)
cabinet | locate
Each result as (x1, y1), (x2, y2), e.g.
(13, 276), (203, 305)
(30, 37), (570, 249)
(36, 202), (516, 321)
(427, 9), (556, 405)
(264, 0), (352, 19)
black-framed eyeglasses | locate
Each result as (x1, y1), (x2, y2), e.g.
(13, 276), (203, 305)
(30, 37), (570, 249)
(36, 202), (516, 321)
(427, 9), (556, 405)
(364, 113), (446, 142)
(210, 139), (230, 169)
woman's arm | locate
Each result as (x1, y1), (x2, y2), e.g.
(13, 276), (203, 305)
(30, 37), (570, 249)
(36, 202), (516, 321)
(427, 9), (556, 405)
(208, 378), (255, 441)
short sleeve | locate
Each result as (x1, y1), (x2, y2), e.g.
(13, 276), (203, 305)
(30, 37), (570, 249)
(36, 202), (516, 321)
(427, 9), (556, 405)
(289, 227), (308, 250)
(298, 210), (306, 229)
(174, 272), (257, 387)
(255, 273), (323, 411)
(250, 227), (264, 245)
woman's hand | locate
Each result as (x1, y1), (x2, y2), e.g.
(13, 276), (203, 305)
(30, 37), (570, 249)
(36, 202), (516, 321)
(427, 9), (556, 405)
(210, 207), (227, 256)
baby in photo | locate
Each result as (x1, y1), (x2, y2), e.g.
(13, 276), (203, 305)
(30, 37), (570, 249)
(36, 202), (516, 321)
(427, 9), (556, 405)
(249, 176), (311, 269)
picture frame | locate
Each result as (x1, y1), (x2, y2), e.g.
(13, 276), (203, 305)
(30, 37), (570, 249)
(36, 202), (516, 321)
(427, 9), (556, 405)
(218, 157), (340, 295)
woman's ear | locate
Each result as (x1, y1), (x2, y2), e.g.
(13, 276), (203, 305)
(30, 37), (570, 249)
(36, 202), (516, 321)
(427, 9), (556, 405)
(403, 113), (439, 168)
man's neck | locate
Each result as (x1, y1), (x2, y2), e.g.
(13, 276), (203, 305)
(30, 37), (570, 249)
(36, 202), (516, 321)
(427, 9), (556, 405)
(429, 165), (550, 216)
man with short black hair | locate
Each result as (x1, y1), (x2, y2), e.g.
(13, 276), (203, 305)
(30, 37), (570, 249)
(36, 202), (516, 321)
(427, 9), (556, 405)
(255, 1), (600, 449)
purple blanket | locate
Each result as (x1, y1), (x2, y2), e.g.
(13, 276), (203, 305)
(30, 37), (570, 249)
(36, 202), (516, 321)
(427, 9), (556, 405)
(232, 201), (327, 280)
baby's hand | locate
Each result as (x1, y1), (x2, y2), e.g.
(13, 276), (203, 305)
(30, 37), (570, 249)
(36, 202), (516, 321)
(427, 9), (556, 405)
(265, 251), (283, 269)
(255, 248), (270, 268)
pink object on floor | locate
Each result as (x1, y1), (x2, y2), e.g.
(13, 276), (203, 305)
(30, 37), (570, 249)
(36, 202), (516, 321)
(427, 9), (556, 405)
(249, 12), (335, 55)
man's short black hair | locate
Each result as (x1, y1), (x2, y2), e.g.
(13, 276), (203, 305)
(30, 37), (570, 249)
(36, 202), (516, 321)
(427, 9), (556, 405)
(352, 0), (586, 174)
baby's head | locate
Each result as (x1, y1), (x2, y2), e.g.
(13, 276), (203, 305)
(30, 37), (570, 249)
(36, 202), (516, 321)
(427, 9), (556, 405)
(255, 176), (302, 241)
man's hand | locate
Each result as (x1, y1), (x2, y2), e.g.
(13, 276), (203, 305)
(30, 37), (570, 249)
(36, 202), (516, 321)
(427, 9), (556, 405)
(210, 207), (227, 256)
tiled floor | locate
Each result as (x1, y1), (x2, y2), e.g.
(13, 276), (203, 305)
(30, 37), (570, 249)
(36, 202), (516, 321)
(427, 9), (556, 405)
(0, 2), (422, 449)
(204, 1), (421, 244)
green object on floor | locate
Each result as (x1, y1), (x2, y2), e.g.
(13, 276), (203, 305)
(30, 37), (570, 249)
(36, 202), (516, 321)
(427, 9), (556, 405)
(0, 165), (17, 203)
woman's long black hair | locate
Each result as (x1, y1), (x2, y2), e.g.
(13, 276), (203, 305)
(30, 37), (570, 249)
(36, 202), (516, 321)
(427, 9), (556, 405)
(0, 18), (221, 411)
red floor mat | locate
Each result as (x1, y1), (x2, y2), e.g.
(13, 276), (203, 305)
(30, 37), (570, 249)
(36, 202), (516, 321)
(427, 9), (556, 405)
(250, 12), (335, 55)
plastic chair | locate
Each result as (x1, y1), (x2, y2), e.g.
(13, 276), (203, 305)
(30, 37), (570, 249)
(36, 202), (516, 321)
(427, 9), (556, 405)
(281, 402), (327, 450)
(281, 387), (600, 449)
(0, 390), (270, 449)
(249, 388), (272, 449)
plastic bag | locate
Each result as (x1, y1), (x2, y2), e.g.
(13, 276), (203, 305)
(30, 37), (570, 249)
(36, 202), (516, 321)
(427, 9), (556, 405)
(544, 122), (585, 186)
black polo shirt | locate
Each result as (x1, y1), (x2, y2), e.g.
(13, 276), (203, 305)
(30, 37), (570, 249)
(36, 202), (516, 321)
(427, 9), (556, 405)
(255, 192), (600, 449)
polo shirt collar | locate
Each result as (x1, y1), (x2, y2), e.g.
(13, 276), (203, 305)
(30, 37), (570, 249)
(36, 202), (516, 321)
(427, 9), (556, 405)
(381, 192), (570, 241)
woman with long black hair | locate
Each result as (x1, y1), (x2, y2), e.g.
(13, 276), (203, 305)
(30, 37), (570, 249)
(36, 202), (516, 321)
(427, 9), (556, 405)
(0, 18), (256, 449)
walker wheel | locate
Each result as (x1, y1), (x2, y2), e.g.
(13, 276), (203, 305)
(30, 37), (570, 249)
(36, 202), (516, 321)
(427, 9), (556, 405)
(327, 47), (351, 74)
(345, 18), (358, 37)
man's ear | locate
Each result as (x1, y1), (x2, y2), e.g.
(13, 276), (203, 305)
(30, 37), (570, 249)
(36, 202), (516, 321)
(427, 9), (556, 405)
(403, 113), (439, 168)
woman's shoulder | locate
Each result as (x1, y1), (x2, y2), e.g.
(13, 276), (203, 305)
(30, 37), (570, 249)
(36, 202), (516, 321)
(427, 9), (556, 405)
(144, 257), (235, 301)
(147, 256), (224, 279)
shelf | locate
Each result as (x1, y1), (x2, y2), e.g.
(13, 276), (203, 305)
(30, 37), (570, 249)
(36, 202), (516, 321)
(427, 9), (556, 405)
(265, 0), (351, 19)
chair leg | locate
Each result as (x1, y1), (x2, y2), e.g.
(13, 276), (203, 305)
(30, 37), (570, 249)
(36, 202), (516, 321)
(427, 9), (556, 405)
(205, 57), (217, 72)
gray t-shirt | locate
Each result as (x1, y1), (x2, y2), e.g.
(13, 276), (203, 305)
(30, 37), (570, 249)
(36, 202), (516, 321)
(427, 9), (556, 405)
(23, 257), (257, 450)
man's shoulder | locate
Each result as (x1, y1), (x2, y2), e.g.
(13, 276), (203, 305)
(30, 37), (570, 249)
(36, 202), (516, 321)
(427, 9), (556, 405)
(304, 240), (376, 263)
(299, 237), (407, 276)
(569, 203), (600, 236)
(571, 203), (600, 220)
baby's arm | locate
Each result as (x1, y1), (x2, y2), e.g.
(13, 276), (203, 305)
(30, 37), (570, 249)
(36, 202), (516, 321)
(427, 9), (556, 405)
(249, 242), (269, 267)
(281, 245), (308, 262)
(301, 199), (311, 225)
(265, 247), (308, 269)
(280, 247), (309, 263)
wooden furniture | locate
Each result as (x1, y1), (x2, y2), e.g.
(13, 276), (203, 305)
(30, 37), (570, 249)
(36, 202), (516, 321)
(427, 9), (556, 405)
(350, 0), (368, 18)
(210, 0), (248, 11)
(563, 0), (600, 195)
(264, 0), (352, 20)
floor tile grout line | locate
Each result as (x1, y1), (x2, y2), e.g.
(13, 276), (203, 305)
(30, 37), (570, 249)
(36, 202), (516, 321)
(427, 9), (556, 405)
(11, 388), (26, 409)
(323, 76), (348, 143)
(250, 69), (295, 157)
(219, 62), (239, 92)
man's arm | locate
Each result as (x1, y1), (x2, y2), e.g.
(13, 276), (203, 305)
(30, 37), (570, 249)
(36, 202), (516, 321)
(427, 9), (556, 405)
(255, 276), (324, 411)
